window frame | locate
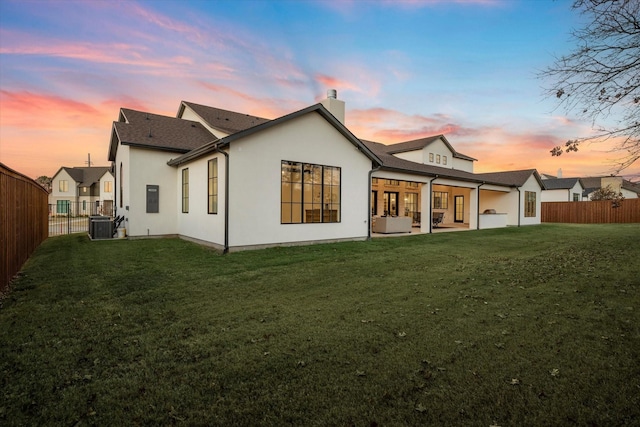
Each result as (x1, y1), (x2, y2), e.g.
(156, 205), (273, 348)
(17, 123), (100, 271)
(281, 160), (341, 224)
(208, 159), (218, 214)
(182, 168), (189, 213)
(433, 191), (449, 209)
(59, 180), (68, 192)
(525, 191), (536, 217)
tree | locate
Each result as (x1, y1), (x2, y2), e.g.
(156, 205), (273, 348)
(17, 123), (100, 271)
(542, 0), (640, 173)
(35, 176), (52, 192)
(590, 184), (624, 207)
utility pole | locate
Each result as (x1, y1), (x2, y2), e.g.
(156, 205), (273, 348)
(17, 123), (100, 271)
(85, 153), (93, 167)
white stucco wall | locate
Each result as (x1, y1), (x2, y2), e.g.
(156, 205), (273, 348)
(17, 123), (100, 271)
(113, 144), (178, 237)
(175, 153), (226, 247)
(49, 169), (76, 205)
(541, 181), (583, 202)
(225, 112), (373, 249)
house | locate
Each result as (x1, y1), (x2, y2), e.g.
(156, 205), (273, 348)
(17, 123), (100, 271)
(580, 176), (640, 200)
(107, 91), (542, 252)
(49, 166), (114, 215)
(541, 177), (585, 202)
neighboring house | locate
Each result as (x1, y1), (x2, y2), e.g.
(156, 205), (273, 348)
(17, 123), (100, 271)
(580, 176), (640, 200)
(107, 91), (542, 252)
(49, 166), (114, 215)
(541, 177), (585, 202)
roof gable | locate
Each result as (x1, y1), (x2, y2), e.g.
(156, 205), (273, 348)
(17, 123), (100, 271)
(475, 169), (544, 188)
(384, 134), (477, 161)
(177, 101), (270, 135)
(168, 104), (381, 166)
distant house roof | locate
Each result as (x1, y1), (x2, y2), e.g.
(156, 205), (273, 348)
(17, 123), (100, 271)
(384, 134), (477, 161)
(177, 101), (270, 135)
(542, 177), (582, 190)
(54, 166), (112, 187)
(108, 109), (215, 161)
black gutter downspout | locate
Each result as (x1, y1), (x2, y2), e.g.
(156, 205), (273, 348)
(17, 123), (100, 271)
(516, 187), (521, 227)
(476, 182), (485, 230)
(367, 165), (381, 240)
(214, 144), (230, 254)
(428, 175), (438, 233)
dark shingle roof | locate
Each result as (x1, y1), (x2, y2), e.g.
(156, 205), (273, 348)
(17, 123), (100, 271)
(58, 167), (111, 187)
(363, 140), (527, 186)
(383, 134), (477, 161)
(542, 177), (581, 190)
(109, 109), (215, 160)
(475, 169), (543, 188)
(178, 101), (270, 134)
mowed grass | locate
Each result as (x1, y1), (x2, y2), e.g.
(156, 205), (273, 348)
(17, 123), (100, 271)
(1, 224), (639, 426)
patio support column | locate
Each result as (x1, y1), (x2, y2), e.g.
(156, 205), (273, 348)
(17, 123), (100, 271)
(469, 185), (479, 230)
(420, 176), (437, 233)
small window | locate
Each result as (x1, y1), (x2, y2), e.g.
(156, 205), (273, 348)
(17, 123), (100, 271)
(385, 179), (400, 186)
(573, 193), (580, 201)
(182, 168), (189, 213)
(436, 154), (441, 164)
(372, 178), (378, 184)
(443, 156), (447, 165)
(429, 153), (434, 162)
(104, 181), (112, 192)
(406, 181), (418, 188)
(83, 187), (87, 193)
(525, 191), (536, 217)
(59, 180), (68, 192)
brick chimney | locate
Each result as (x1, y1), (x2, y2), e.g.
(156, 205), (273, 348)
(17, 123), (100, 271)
(320, 89), (345, 124)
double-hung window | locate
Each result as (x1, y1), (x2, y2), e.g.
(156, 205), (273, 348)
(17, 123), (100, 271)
(281, 161), (341, 224)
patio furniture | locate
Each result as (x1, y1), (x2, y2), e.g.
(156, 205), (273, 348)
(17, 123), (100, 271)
(372, 216), (412, 233)
(432, 212), (444, 228)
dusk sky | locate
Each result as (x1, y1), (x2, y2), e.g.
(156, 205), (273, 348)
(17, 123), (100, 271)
(1, 0), (638, 180)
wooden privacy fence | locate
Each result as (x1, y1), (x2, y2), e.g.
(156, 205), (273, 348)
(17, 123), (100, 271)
(542, 198), (640, 223)
(1, 163), (49, 295)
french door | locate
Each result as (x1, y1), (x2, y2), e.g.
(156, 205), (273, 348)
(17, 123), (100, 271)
(454, 195), (464, 223)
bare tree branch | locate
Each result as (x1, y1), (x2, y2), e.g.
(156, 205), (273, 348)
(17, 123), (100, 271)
(541, 0), (640, 173)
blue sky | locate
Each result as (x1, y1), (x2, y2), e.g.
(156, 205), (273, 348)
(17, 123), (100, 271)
(2, 0), (635, 179)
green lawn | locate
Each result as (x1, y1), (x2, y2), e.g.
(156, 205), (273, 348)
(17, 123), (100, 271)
(1, 224), (639, 426)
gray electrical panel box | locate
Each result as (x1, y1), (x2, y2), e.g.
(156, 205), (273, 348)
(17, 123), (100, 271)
(146, 185), (159, 213)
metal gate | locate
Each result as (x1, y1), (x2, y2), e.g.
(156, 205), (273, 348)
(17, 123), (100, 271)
(48, 201), (113, 236)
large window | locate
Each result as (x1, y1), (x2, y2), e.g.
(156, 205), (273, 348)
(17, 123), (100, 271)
(208, 159), (218, 214)
(433, 191), (449, 209)
(281, 161), (341, 224)
(525, 191), (536, 217)
(182, 168), (189, 213)
(59, 180), (68, 192)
